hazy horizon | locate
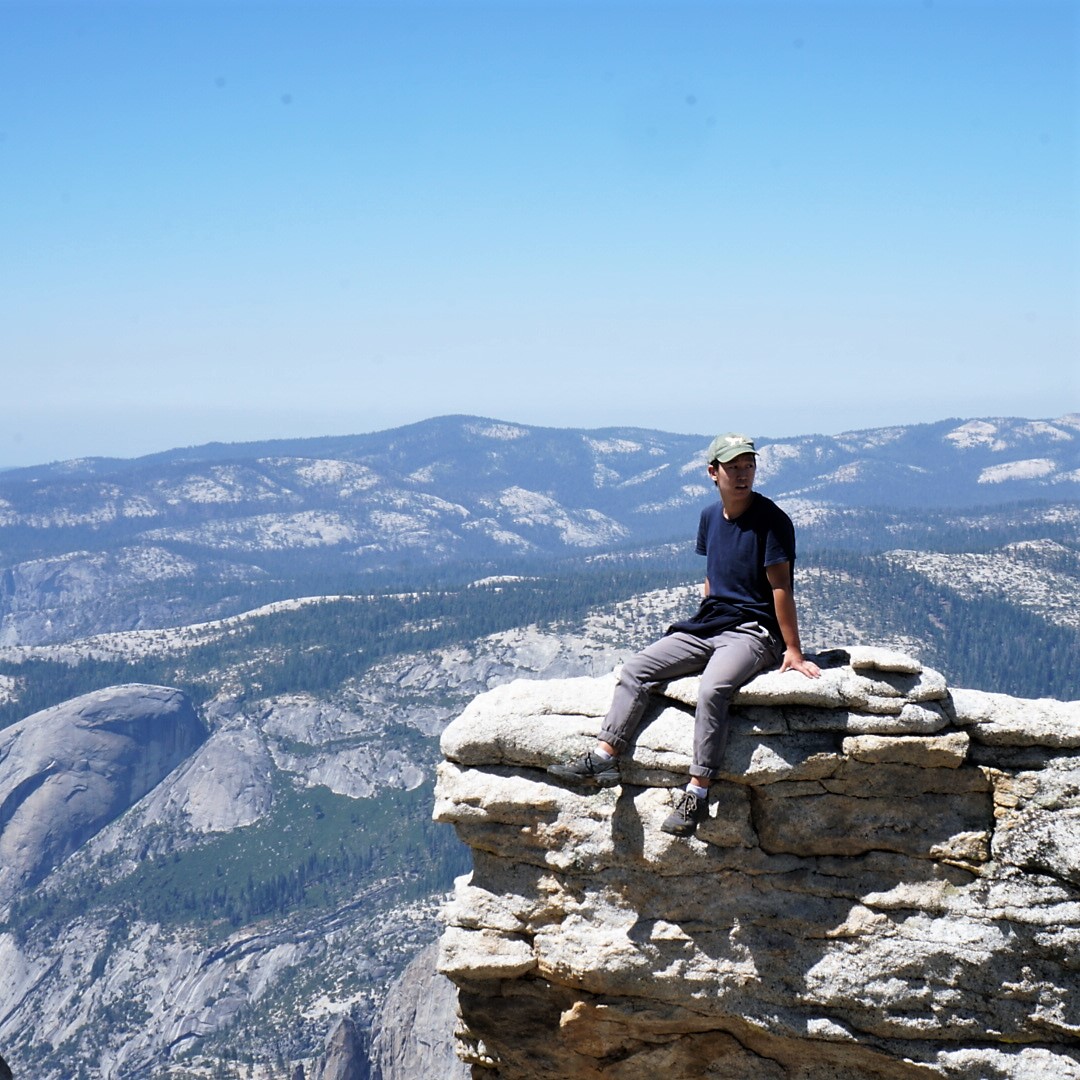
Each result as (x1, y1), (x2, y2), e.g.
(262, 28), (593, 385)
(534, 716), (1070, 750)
(5, 0), (1077, 468)
(4, 407), (1080, 474)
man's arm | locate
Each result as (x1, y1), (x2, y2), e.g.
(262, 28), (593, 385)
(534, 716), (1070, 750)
(765, 561), (820, 678)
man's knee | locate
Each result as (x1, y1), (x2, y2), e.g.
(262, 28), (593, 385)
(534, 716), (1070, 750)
(618, 647), (663, 689)
(702, 680), (737, 704)
(694, 682), (735, 731)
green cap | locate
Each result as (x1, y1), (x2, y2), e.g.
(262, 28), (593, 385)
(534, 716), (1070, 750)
(706, 432), (757, 464)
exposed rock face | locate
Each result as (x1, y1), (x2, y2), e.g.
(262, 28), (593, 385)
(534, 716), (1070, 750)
(435, 648), (1080, 1079)
(135, 722), (276, 832)
(369, 942), (470, 1080)
(311, 1016), (368, 1080)
(0, 684), (207, 908)
(0, 546), (257, 647)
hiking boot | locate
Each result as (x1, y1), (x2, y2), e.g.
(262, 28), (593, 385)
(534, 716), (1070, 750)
(547, 750), (620, 788)
(661, 789), (709, 837)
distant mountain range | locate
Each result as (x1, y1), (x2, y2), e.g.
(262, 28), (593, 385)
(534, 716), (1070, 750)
(6, 413), (1080, 513)
(1, 412), (1077, 648)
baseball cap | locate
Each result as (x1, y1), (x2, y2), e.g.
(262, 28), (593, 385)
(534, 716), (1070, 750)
(706, 432), (757, 464)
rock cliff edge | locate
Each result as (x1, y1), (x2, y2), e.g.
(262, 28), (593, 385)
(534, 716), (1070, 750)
(434, 648), (1080, 1079)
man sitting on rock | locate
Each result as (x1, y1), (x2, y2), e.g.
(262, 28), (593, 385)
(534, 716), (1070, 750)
(549, 432), (821, 837)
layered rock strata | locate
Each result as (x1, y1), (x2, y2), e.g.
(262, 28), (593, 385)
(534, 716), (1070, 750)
(435, 648), (1080, 1079)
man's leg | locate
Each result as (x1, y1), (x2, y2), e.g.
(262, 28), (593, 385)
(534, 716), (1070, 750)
(599, 632), (714, 754)
(691, 627), (780, 780)
(549, 632), (712, 785)
(662, 627), (781, 837)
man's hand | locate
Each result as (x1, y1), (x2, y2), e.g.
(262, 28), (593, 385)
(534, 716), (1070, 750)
(780, 648), (820, 678)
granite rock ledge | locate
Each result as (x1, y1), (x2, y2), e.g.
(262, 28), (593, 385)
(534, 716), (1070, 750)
(434, 647), (1080, 1080)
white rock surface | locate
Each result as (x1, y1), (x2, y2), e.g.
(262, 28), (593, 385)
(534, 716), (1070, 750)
(138, 724), (276, 832)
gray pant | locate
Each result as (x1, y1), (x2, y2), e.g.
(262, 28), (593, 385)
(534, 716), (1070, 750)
(598, 623), (782, 780)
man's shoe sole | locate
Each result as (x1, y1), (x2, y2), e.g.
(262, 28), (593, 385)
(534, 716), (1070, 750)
(546, 764), (620, 787)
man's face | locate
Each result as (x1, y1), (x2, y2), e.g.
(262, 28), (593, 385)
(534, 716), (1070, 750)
(708, 453), (757, 500)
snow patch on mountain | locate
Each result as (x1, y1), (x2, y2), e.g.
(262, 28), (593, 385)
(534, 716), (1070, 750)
(954, 503), (1080, 531)
(156, 466), (286, 505)
(494, 487), (561, 516)
(836, 426), (908, 450)
(560, 510), (630, 547)
(395, 491), (469, 517)
(368, 509), (437, 537)
(946, 417), (1077, 453)
(468, 575), (534, 587)
(460, 518), (534, 550)
(1039, 504), (1080, 523)
(267, 458), (381, 493)
(592, 463), (621, 487)
(617, 464), (670, 487)
(490, 487), (628, 547)
(583, 437), (642, 455)
(117, 546), (199, 580)
(755, 442), (804, 483)
(146, 511), (359, 551)
(406, 464), (437, 484)
(824, 461), (870, 483)
(465, 421), (528, 440)
(0, 485), (160, 527)
(978, 458), (1058, 484)
(0, 503), (116, 528)
(820, 460), (929, 485)
(635, 483), (711, 514)
(779, 499), (840, 527)
(945, 420), (1005, 450)
(1018, 420), (1075, 441)
(121, 496), (159, 519)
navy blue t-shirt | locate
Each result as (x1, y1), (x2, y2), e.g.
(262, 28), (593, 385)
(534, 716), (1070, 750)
(669, 493), (795, 639)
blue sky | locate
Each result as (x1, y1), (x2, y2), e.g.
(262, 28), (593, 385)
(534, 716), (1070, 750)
(2, 0), (1077, 467)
